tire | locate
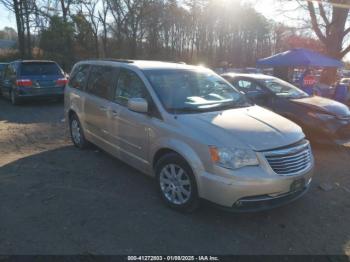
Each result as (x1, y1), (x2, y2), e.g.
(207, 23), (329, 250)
(69, 113), (89, 149)
(10, 89), (20, 105)
(155, 153), (200, 212)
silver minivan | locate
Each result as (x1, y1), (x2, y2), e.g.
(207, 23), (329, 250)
(64, 60), (314, 212)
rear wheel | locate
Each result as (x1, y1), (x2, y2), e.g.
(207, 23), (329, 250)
(155, 153), (200, 212)
(69, 113), (89, 149)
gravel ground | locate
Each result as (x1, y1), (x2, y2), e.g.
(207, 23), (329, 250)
(0, 98), (349, 255)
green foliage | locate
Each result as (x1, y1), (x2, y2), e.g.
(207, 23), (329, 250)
(39, 16), (75, 70)
(72, 12), (96, 58)
(6, 0), (278, 68)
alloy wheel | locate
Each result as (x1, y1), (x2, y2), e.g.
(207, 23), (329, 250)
(71, 119), (81, 145)
(159, 164), (192, 205)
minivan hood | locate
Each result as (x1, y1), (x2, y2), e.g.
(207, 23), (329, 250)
(290, 96), (350, 117)
(177, 106), (304, 151)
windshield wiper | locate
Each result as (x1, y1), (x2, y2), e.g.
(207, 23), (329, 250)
(168, 107), (205, 114)
(168, 100), (251, 114)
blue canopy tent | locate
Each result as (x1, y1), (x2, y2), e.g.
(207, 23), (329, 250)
(256, 48), (344, 68)
(256, 48), (347, 102)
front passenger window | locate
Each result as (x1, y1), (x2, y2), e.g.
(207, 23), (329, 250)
(114, 69), (147, 106)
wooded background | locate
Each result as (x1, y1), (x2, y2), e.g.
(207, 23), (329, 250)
(0, 0), (349, 74)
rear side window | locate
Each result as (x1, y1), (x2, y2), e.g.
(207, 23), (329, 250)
(86, 65), (116, 100)
(20, 62), (62, 76)
(69, 64), (90, 90)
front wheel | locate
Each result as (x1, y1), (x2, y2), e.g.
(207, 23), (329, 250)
(155, 153), (200, 212)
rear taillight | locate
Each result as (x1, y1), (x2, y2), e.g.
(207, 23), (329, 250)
(56, 78), (68, 86)
(16, 79), (32, 87)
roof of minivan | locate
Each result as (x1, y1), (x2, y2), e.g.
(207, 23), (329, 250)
(82, 60), (209, 71)
(132, 60), (200, 70)
(222, 73), (275, 80)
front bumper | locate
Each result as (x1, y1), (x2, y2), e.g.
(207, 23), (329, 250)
(198, 165), (314, 210)
(228, 183), (310, 212)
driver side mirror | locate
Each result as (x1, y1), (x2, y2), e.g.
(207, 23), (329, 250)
(127, 98), (148, 113)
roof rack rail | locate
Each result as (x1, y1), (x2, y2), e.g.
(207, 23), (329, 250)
(101, 58), (134, 63)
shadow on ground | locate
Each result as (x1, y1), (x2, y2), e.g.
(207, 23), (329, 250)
(0, 98), (64, 124)
(0, 145), (349, 255)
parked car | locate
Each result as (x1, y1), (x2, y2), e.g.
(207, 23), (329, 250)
(0, 62), (8, 95)
(222, 73), (350, 146)
(65, 60), (314, 212)
(0, 60), (67, 105)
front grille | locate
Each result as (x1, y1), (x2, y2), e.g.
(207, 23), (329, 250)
(264, 140), (313, 175)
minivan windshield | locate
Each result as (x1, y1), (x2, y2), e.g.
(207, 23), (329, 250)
(261, 78), (309, 99)
(20, 62), (62, 76)
(144, 69), (251, 113)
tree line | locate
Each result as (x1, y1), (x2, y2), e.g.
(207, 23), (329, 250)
(0, 0), (330, 72)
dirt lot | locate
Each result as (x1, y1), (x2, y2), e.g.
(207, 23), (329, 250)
(0, 98), (349, 255)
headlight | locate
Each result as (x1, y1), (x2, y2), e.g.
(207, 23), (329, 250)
(308, 112), (335, 121)
(209, 146), (259, 170)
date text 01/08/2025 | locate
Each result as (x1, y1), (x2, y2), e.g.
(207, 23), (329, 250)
(127, 256), (220, 261)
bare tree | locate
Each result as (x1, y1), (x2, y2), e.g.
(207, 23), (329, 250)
(99, 0), (110, 57)
(79, 0), (100, 57)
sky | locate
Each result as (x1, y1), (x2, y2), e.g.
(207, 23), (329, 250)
(0, 0), (303, 31)
(253, 0), (302, 25)
(0, 6), (16, 29)
(0, 0), (346, 60)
